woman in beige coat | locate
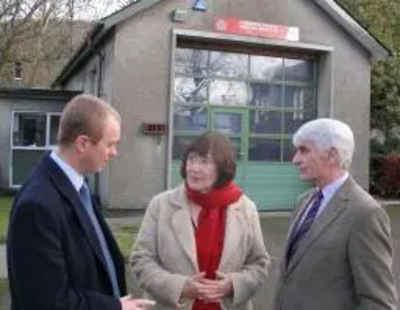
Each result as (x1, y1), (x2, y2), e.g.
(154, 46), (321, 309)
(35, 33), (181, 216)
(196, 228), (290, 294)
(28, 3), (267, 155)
(130, 132), (270, 310)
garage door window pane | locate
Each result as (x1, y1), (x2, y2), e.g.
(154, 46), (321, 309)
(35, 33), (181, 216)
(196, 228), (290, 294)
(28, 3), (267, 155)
(213, 112), (242, 134)
(250, 55), (283, 81)
(173, 136), (196, 160)
(285, 86), (315, 109)
(249, 138), (281, 161)
(283, 139), (295, 162)
(210, 52), (248, 78)
(175, 49), (208, 76)
(249, 83), (282, 107)
(250, 110), (282, 134)
(284, 59), (314, 83)
(284, 111), (314, 135)
(210, 80), (248, 106)
(174, 106), (207, 132)
(175, 77), (208, 105)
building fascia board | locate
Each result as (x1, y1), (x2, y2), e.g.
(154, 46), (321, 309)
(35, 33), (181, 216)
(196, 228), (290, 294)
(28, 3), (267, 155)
(313, 0), (390, 61)
(0, 88), (80, 101)
(101, 0), (163, 29)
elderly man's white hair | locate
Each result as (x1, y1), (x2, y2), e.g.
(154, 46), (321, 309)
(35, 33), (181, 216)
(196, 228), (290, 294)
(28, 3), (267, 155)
(293, 118), (355, 170)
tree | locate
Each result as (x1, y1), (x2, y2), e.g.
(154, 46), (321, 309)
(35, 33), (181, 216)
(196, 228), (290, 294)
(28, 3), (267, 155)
(0, 0), (131, 87)
(338, 0), (400, 141)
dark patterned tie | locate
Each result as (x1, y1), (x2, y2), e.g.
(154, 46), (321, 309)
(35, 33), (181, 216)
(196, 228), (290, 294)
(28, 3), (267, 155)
(79, 182), (120, 297)
(286, 190), (324, 264)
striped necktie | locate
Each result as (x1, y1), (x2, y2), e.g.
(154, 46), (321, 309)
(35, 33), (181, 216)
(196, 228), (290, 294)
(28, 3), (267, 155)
(287, 190), (324, 264)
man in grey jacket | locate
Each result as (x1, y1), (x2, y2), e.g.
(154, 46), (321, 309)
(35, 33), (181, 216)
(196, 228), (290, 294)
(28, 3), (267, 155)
(274, 118), (397, 310)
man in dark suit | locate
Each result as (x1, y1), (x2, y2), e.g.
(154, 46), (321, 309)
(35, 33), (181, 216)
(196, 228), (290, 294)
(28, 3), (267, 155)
(274, 118), (397, 310)
(7, 94), (153, 310)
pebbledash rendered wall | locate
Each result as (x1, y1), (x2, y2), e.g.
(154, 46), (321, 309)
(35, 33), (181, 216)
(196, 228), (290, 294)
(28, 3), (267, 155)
(111, 0), (371, 209)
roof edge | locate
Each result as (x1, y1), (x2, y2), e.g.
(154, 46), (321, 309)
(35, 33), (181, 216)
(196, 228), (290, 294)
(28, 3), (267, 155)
(101, 0), (163, 29)
(314, 0), (390, 61)
(0, 87), (80, 100)
(52, 23), (104, 88)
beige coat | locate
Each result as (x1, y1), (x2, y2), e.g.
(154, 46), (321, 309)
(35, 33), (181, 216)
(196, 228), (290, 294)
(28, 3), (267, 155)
(274, 177), (397, 310)
(130, 185), (270, 310)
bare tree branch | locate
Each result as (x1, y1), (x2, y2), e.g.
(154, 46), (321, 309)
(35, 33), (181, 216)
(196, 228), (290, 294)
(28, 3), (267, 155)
(0, 0), (131, 86)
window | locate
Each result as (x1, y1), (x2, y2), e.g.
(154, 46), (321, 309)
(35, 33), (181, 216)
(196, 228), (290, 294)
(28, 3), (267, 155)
(172, 47), (317, 162)
(11, 112), (61, 186)
(49, 114), (61, 145)
(12, 112), (61, 148)
(13, 113), (46, 147)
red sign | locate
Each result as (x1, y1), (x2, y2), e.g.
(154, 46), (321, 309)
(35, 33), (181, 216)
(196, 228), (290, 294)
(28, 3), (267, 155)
(141, 123), (167, 135)
(214, 18), (299, 41)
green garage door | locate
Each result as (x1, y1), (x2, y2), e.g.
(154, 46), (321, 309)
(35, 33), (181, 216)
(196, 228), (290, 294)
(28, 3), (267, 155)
(171, 161), (310, 211)
(170, 107), (312, 211)
(170, 47), (316, 210)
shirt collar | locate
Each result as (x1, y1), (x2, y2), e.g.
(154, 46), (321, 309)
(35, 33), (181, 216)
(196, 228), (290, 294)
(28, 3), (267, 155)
(320, 171), (349, 205)
(50, 150), (84, 192)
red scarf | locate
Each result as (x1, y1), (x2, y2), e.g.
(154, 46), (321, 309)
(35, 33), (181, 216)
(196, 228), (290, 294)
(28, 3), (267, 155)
(185, 182), (242, 310)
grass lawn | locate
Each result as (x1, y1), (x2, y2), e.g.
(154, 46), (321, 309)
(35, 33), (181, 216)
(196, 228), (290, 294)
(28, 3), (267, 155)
(0, 196), (138, 257)
(0, 278), (8, 293)
(113, 225), (139, 260)
(0, 198), (12, 244)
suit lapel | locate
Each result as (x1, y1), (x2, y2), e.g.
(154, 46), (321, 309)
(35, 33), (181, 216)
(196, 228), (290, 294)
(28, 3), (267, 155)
(284, 179), (353, 276)
(219, 204), (244, 269)
(171, 209), (199, 272)
(42, 155), (110, 272)
(170, 187), (199, 272)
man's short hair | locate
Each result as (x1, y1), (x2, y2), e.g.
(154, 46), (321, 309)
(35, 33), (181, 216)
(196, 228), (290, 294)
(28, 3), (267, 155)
(180, 131), (237, 188)
(293, 118), (355, 170)
(57, 94), (120, 146)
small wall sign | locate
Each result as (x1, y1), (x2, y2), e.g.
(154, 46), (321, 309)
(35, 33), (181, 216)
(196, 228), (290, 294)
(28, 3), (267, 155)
(214, 17), (299, 41)
(141, 123), (167, 135)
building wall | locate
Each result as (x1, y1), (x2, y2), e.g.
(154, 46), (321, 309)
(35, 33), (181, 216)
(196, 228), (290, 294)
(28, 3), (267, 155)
(62, 38), (117, 206)
(63, 37), (116, 99)
(107, 0), (372, 208)
(288, 0), (371, 187)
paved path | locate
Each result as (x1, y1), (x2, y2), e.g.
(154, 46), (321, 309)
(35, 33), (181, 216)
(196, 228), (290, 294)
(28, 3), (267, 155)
(0, 245), (6, 278)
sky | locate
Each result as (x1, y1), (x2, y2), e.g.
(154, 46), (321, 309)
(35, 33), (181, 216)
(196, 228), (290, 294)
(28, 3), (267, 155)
(74, 0), (132, 20)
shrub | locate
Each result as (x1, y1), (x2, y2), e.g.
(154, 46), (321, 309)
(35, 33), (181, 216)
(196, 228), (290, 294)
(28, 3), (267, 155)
(371, 153), (400, 198)
(381, 154), (400, 197)
(370, 154), (386, 196)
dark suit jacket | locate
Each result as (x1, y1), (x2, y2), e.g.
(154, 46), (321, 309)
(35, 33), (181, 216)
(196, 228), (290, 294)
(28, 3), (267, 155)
(7, 153), (126, 310)
(274, 177), (397, 310)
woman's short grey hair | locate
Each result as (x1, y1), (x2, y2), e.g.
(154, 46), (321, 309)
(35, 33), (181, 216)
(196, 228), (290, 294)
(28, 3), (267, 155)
(293, 118), (355, 170)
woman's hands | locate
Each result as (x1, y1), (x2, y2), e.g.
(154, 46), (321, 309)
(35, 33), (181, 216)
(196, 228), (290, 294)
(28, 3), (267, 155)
(181, 271), (233, 303)
(181, 273), (208, 300)
(200, 271), (233, 303)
